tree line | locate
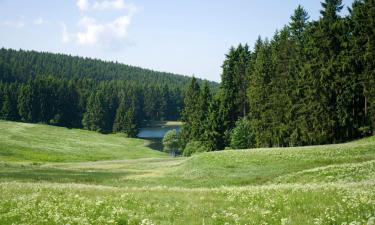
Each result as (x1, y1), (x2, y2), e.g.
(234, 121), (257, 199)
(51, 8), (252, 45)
(0, 49), (218, 136)
(178, 0), (375, 155)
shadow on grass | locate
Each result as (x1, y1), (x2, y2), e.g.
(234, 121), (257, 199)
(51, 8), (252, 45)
(0, 167), (128, 184)
(143, 138), (164, 151)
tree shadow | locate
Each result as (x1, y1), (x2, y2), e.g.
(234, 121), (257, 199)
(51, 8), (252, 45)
(143, 138), (163, 151)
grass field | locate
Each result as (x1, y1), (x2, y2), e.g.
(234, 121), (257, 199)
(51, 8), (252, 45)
(1, 120), (375, 224)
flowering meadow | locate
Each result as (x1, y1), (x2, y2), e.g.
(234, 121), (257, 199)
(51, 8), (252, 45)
(1, 121), (375, 224)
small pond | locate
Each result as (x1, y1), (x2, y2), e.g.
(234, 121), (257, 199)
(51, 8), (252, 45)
(137, 125), (181, 139)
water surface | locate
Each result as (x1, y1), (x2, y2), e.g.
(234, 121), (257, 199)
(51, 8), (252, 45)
(138, 125), (181, 138)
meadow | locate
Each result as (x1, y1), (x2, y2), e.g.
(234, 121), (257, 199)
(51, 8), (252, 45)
(1, 120), (375, 224)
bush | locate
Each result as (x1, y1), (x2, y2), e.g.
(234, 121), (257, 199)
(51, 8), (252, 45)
(183, 141), (210, 157)
(162, 129), (180, 156)
(230, 118), (256, 149)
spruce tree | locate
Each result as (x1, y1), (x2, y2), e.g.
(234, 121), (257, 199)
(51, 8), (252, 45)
(123, 100), (139, 137)
(219, 44), (251, 141)
(351, 0), (375, 134)
(179, 77), (201, 148)
(18, 84), (34, 122)
(290, 5), (310, 45)
(82, 91), (105, 132)
(248, 38), (273, 147)
(1, 84), (20, 121)
(113, 98), (127, 133)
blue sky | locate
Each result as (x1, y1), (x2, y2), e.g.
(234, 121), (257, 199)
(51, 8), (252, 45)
(0, 0), (353, 82)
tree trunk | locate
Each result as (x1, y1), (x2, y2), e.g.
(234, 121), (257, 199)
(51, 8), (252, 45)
(365, 96), (368, 120)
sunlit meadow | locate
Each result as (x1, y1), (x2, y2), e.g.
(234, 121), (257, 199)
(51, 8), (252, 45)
(1, 121), (375, 224)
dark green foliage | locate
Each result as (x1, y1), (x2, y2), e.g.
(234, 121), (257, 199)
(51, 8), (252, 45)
(0, 49), (219, 134)
(218, 44), (252, 146)
(113, 99), (127, 134)
(230, 118), (256, 150)
(201, 97), (226, 151)
(163, 129), (180, 156)
(290, 5), (310, 44)
(123, 102), (139, 137)
(186, 1), (375, 151)
(351, 0), (375, 134)
(18, 83), (36, 122)
(247, 38), (274, 147)
(82, 92), (105, 132)
(183, 141), (210, 157)
(179, 78), (211, 148)
(0, 83), (20, 121)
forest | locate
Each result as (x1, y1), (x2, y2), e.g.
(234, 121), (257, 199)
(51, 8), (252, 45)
(0, 0), (374, 155)
(177, 0), (375, 155)
(0, 48), (217, 135)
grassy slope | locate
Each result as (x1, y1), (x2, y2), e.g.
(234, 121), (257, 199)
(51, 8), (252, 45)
(1, 120), (375, 224)
(0, 120), (165, 162)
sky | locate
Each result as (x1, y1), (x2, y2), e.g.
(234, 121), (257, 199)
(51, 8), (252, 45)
(0, 0), (354, 82)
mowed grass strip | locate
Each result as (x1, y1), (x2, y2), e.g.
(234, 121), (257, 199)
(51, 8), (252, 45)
(0, 120), (166, 162)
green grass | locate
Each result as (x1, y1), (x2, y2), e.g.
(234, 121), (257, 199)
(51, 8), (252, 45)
(1, 181), (374, 225)
(0, 120), (165, 162)
(1, 120), (375, 224)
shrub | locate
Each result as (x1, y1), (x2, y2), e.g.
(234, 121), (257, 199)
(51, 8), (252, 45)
(230, 118), (256, 149)
(162, 129), (180, 156)
(183, 141), (210, 156)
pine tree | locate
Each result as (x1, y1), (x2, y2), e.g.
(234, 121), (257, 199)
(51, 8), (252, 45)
(351, 0), (375, 134)
(288, 5), (310, 146)
(82, 91), (105, 132)
(302, 0), (346, 143)
(179, 77), (201, 148)
(219, 44), (251, 141)
(290, 5), (310, 45)
(198, 81), (212, 139)
(113, 98), (127, 133)
(1, 84), (20, 121)
(18, 84), (34, 122)
(248, 38), (273, 147)
(123, 100), (139, 137)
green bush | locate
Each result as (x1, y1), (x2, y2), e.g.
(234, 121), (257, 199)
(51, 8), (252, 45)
(230, 118), (256, 149)
(163, 129), (180, 156)
(183, 141), (210, 157)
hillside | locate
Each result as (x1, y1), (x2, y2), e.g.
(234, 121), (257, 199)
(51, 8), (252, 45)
(0, 48), (219, 87)
(0, 120), (165, 162)
(1, 121), (375, 224)
(0, 48), (219, 135)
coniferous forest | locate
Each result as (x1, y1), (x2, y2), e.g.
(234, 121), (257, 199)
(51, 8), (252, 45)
(0, 48), (218, 136)
(179, 0), (375, 155)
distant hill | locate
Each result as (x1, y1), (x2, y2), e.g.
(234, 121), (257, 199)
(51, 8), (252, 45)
(0, 48), (218, 88)
(0, 48), (219, 134)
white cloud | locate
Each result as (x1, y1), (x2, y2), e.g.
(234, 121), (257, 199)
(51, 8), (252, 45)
(33, 17), (48, 25)
(63, 0), (137, 46)
(92, 0), (126, 10)
(63, 15), (132, 46)
(76, 0), (137, 12)
(77, 0), (90, 11)
(0, 20), (25, 28)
